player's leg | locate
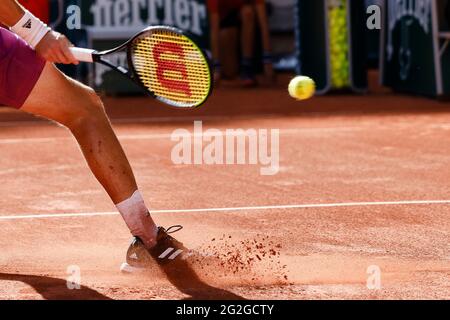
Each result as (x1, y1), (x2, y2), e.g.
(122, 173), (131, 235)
(21, 62), (158, 248)
(1, 27), (186, 266)
(22, 63), (135, 204)
(240, 4), (255, 59)
(1, 27), (157, 249)
(217, 10), (240, 80)
(240, 4), (256, 86)
(22, 63), (187, 267)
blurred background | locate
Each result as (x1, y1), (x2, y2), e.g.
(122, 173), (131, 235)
(17, 0), (450, 99)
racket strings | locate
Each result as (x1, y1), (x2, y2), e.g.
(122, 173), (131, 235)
(131, 30), (211, 107)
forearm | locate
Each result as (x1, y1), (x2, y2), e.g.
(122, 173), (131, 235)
(0, 0), (24, 27)
(1, 0), (76, 64)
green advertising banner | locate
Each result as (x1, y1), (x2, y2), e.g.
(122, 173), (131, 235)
(79, 0), (210, 94)
(381, 0), (443, 97)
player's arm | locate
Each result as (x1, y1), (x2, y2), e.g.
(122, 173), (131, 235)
(0, 0), (78, 64)
(0, 0), (23, 26)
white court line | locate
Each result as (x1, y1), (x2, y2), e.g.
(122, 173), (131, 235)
(0, 199), (449, 221)
(3, 121), (450, 145)
(0, 115), (275, 128)
(0, 113), (348, 127)
(0, 127), (364, 144)
(2, 113), (450, 128)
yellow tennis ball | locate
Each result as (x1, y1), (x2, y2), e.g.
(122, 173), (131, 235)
(288, 76), (316, 100)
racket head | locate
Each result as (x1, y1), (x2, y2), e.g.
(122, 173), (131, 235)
(128, 26), (212, 108)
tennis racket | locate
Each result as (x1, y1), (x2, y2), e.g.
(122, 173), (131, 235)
(69, 26), (212, 108)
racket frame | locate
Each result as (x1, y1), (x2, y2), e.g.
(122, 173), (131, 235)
(86, 26), (213, 108)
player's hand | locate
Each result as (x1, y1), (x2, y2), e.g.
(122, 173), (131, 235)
(35, 31), (79, 65)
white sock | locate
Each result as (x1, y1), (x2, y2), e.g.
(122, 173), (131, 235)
(116, 190), (158, 249)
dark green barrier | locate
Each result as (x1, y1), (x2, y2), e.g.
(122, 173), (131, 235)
(380, 0), (448, 98)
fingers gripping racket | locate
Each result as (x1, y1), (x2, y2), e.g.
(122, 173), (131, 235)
(69, 26), (212, 108)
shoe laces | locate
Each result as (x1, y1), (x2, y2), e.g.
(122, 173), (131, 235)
(165, 225), (183, 234)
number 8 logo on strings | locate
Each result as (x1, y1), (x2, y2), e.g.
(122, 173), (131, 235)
(153, 41), (192, 98)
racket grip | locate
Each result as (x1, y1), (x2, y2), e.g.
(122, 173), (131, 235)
(70, 47), (95, 63)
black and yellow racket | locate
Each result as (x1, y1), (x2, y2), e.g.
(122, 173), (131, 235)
(70, 26), (212, 108)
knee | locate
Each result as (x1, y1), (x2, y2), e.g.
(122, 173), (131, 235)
(85, 88), (106, 117)
(241, 5), (255, 22)
(64, 88), (107, 130)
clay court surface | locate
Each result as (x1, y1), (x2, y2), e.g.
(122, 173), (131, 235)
(0, 75), (449, 300)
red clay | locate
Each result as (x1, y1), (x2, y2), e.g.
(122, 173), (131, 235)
(0, 72), (449, 299)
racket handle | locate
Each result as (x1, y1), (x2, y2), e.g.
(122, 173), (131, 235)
(70, 47), (95, 63)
